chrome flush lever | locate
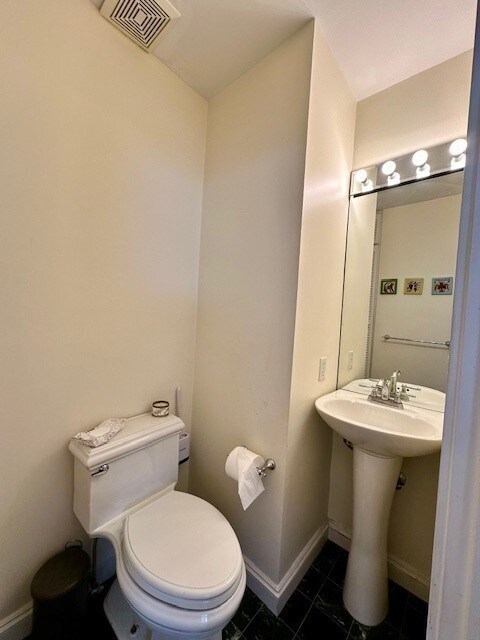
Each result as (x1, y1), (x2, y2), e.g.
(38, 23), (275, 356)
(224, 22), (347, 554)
(91, 464), (109, 477)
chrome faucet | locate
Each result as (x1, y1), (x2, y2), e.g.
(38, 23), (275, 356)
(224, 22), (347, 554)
(390, 369), (401, 396)
(369, 370), (404, 408)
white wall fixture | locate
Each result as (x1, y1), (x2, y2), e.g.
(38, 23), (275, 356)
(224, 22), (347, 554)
(449, 138), (468, 169)
(351, 138), (467, 195)
(412, 150), (431, 179)
(355, 169), (374, 192)
(100, 0), (181, 52)
(381, 161), (400, 186)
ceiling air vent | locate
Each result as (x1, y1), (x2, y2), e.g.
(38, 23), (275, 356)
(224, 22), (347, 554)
(100, 0), (180, 52)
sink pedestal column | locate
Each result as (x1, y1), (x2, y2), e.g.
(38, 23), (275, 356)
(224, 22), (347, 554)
(343, 447), (402, 627)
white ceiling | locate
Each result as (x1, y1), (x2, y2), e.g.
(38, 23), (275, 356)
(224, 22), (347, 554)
(89, 0), (477, 100)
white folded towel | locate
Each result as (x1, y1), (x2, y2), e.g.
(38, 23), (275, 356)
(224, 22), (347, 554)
(72, 418), (126, 448)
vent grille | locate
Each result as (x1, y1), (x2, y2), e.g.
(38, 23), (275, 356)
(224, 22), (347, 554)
(100, 0), (180, 52)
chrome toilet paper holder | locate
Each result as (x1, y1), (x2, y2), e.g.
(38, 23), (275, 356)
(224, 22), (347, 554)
(238, 445), (276, 478)
(256, 458), (276, 477)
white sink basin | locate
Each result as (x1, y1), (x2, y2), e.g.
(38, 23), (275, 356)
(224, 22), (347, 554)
(315, 389), (442, 457)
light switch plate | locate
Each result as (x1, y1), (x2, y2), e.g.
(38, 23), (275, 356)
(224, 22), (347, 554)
(348, 350), (354, 371)
(319, 357), (327, 382)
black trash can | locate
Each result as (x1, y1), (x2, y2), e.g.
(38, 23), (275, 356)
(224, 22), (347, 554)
(30, 545), (90, 640)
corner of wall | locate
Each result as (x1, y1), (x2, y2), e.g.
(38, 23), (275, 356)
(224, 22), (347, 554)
(189, 22), (316, 589)
(279, 18), (356, 581)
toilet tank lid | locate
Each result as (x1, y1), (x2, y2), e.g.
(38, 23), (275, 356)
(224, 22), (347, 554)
(68, 413), (184, 470)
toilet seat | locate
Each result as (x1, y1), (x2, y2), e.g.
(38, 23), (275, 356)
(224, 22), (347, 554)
(123, 491), (244, 611)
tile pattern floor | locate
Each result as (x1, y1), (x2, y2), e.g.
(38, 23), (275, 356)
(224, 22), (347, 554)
(223, 542), (427, 640)
(25, 542), (427, 640)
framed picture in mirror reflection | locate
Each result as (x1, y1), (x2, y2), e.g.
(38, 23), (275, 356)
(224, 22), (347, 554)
(380, 279), (397, 295)
(404, 278), (424, 295)
(432, 277), (454, 295)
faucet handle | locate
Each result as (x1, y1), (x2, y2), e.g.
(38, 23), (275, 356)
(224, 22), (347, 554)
(400, 383), (410, 401)
(371, 379), (384, 398)
(391, 369), (401, 390)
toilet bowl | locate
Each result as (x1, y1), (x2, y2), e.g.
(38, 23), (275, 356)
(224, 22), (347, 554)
(69, 413), (246, 640)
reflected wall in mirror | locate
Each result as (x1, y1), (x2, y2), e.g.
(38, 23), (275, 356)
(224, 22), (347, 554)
(338, 167), (463, 406)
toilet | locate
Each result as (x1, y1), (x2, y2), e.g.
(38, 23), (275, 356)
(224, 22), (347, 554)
(69, 413), (246, 640)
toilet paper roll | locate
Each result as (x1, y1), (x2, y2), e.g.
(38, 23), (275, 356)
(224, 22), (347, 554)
(225, 446), (265, 510)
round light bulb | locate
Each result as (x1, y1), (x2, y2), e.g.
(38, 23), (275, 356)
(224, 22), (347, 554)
(382, 161), (396, 176)
(412, 150), (428, 167)
(355, 169), (368, 184)
(449, 138), (467, 157)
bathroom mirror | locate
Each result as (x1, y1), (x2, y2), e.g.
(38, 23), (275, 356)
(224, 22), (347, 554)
(337, 157), (464, 410)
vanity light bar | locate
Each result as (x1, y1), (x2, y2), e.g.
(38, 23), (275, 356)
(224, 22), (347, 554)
(351, 137), (467, 196)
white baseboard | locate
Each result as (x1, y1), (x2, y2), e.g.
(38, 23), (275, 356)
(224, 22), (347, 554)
(328, 520), (431, 602)
(0, 602), (32, 640)
(244, 522), (329, 615)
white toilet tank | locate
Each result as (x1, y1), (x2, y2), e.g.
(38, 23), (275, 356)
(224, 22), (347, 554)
(69, 413), (184, 534)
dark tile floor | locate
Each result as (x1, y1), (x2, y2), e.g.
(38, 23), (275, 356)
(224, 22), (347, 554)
(25, 542), (427, 640)
(223, 542), (428, 640)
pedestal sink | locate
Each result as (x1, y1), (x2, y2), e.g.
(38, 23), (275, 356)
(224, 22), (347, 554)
(315, 386), (443, 627)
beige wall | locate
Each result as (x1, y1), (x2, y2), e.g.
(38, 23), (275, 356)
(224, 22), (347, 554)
(0, 0), (207, 622)
(190, 23), (314, 584)
(372, 195), (461, 392)
(329, 52), (473, 596)
(353, 51), (473, 169)
(280, 21), (356, 577)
